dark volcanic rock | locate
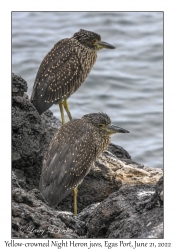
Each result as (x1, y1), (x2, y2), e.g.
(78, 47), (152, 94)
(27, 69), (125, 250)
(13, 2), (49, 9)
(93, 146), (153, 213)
(12, 74), (163, 239)
(56, 164), (122, 213)
(12, 74), (61, 190)
(12, 74), (122, 210)
(156, 176), (163, 204)
(12, 73), (28, 97)
(108, 143), (131, 160)
(12, 188), (81, 238)
(86, 184), (163, 238)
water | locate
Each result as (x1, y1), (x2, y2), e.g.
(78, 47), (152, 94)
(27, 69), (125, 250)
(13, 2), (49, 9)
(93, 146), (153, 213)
(12, 12), (163, 168)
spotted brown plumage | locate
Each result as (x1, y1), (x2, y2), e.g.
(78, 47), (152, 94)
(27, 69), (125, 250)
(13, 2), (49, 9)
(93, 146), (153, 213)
(30, 29), (115, 122)
(39, 112), (129, 211)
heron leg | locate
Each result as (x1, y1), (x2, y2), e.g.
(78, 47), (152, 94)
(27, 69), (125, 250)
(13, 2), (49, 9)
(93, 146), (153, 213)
(59, 102), (65, 125)
(62, 99), (72, 121)
(73, 186), (78, 215)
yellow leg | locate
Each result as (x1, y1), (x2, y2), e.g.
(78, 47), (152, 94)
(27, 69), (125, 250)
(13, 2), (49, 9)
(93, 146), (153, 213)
(62, 99), (72, 121)
(73, 186), (78, 215)
(59, 102), (65, 125)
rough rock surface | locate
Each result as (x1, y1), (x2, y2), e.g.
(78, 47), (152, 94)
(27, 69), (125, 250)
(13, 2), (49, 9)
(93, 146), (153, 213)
(12, 74), (61, 190)
(12, 73), (28, 97)
(86, 183), (163, 238)
(12, 73), (163, 238)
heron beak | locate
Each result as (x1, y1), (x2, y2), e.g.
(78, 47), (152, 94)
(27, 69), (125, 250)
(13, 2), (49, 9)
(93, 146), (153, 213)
(97, 41), (116, 49)
(103, 124), (130, 135)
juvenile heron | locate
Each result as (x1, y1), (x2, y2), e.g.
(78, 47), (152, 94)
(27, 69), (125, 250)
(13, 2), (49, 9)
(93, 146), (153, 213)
(39, 112), (129, 215)
(30, 29), (115, 124)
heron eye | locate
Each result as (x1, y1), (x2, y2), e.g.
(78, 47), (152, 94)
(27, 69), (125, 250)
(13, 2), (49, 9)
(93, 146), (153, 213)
(99, 124), (104, 128)
(92, 39), (97, 44)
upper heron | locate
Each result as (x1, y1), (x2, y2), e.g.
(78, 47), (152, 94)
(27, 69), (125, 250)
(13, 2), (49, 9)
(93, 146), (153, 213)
(30, 29), (115, 124)
(39, 112), (129, 215)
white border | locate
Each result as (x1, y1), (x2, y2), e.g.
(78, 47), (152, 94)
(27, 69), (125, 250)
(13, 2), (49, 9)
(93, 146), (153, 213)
(1, 0), (175, 248)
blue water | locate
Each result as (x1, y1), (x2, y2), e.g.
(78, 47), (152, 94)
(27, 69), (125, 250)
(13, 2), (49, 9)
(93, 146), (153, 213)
(12, 12), (163, 168)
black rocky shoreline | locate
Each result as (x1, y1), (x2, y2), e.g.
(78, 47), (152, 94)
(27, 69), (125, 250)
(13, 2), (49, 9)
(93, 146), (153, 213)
(12, 73), (163, 239)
